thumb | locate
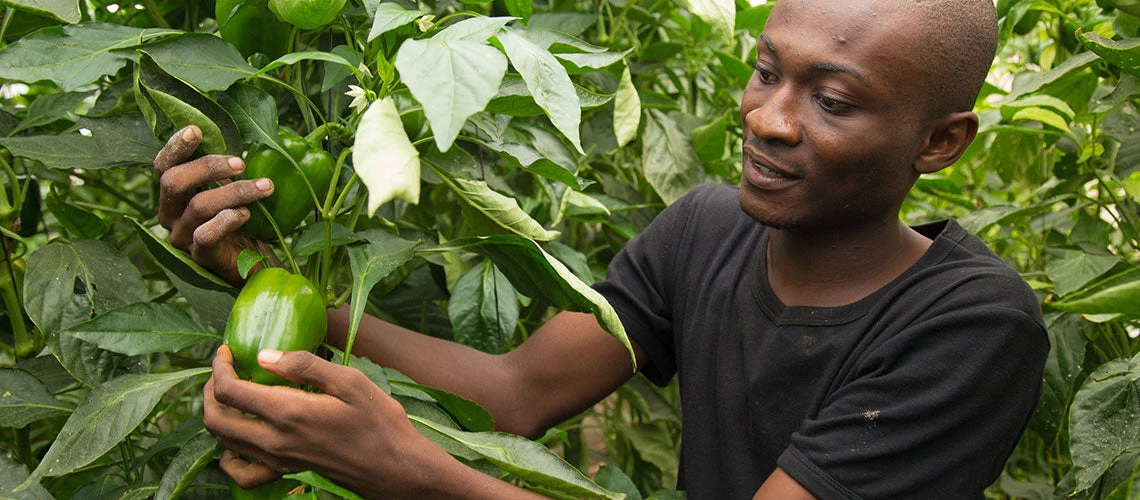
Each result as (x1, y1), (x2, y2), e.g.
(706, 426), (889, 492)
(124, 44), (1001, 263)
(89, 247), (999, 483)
(257, 350), (365, 401)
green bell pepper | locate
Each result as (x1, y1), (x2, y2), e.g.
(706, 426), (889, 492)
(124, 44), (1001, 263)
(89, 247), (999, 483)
(223, 267), (327, 386)
(216, 0), (293, 60)
(242, 128), (335, 241)
(268, 0), (347, 30)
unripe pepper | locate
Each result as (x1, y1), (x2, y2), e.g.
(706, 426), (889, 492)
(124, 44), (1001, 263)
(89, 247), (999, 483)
(223, 268), (327, 386)
(242, 128), (335, 241)
(215, 0), (293, 60)
(268, 0), (347, 30)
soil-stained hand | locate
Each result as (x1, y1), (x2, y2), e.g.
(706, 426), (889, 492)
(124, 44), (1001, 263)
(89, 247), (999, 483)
(153, 125), (274, 285)
(203, 346), (438, 497)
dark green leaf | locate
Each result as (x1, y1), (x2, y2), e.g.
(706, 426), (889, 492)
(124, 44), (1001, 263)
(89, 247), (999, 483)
(292, 223), (363, 257)
(137, 53), (243, 156)
(449, 259), (518, 355)
(1080, 32), (1140, 78)
(23, 238), (146, 335)
(345, 230), (420, 358)
(9, 91), (89, 135)
(321, 45), (363, 93)
(218, 83), (279, 147)
(283, 471), (362, 500)
(236, 249), (267, 280)
(486, 74), (612, 116)
(1046, 251), (1121, 296)
(1069, 351), (1140, 490)
(0, 368), (72, 428)
(595, 465), (643, 500)
(0, 113), (163, 169)
(504, 0), (532, 22)
(131, 418), (206, 472)
(555, 51), (624, 74)
(251, 51), (358, 78)
(392, 380), (495, 432)
(154, 430), (217, 500)
(44, 191), (111, 239)
(496, 29), (583, 153)
(1, 0), (80, 23)
(139, 33), (255, 92)
(18, 368), (212, 491)
(0, 453), (52, 500)
(429, 164), (560, 241)
(642, 110), (705, 205)
(410, 416), (623, 499)
(1030, 314), (1086, 443)
(63, 302), (219, 356)
(0, 23), (177, 91)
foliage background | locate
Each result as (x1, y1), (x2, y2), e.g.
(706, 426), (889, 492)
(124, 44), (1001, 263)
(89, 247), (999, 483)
(0, 0), (1137, 498)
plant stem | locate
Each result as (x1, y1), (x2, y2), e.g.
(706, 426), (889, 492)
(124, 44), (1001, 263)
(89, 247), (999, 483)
(0, 237), (30, 360)
(76, 172), (150, 215)
(139, 0), (171, 28)
(0, 8), (13, 49)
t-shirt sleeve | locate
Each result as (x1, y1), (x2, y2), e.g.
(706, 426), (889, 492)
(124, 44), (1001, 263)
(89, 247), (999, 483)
(593, 185), (711, 386)
(777, 281), (1049, 499)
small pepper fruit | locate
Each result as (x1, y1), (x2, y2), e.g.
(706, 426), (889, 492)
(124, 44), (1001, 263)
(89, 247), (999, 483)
(268, 0), (347, 30)
(223, 267), (327, 386)
(242, 128), (335, 241)
(215, 0), (293, 60)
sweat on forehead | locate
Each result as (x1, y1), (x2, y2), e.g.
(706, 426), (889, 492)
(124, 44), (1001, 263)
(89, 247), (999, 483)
(761, 0), (998, 116)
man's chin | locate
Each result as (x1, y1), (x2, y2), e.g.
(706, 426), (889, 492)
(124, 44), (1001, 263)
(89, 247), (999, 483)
(737, 195), (800, 230)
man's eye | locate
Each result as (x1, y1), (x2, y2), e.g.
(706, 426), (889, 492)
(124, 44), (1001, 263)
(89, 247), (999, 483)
(816, 95), (853, 114)
(753, 64), (777, 84)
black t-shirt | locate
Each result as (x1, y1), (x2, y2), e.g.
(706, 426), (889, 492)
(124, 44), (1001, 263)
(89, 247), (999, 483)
(593, 184), (1049, 499)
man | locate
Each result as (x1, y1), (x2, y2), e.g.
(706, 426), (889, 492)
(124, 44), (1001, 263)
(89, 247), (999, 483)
(155, 0), (1049, 497)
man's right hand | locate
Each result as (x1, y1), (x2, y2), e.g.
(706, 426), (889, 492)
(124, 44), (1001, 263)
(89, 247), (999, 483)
(154, 125), (275, 285)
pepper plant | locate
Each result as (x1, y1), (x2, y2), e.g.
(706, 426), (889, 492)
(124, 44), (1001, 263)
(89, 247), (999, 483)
(0, 0), (1138, 498)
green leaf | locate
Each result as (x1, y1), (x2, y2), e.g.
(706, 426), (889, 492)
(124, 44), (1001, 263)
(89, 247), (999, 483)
(1011, 107), (1072, 134)
(391, 380), (495, 432)
(218, 83), (280, 147)
(368, 3), (429, 41)
(62, 302), (219, 356)
(430, 165), (560, 241)
(614, 65), (641, 148)
(424, 235), (634, 366)
(321, 45), (363, 93)
(594, 465), (643, 500)
(284, 471), (362, 499)
(1046, 251), (1121, 297)
(1002, 94), (1077, 121)
(252, 51), (358, 78)
(486, 74), (613, 116)
(1031, 314), (1086, 443)
(236, 249), (268, 280)
(504, 0), (532, 22)
(131, 418), (206, 472)
(353, 97), (422, 215)
(410, 416), (623, 500)
(154, 430), (217, 500)
(23, 239), (146, 336)
(0, 368), (72, 428)
(395, 37), (507, 152)
(0, 23), (177, 91)
(555, 51), (625, 74)
(0, 453), (52, 500)
(0, 113), (164, 169)
(642, 110), (705, 204)
(496, 29), (583, 153)
(17, 368), (212, 491)
(1001, 51), (1098, 103)
(449, 259), (519, 355)
(139, 33), (255, 92)
(624, 422), (677, 482)
(1052, 269), (1140, 317)
(480, 136), (589, 190)
(1080, 32), (1140, 78)
(1069, 352), (1140, 490)
(1, 0), (80, 23)
(433, 16), (514, 42)
(9, 91), (89, 135)
(292, 223), (363, 257)
(345, 230), (420, 358)
(679, 0), (734, 42)
(43, 191), (111, 239)
(136, 54), (243, 156)
(1105, 459), (1140, 500)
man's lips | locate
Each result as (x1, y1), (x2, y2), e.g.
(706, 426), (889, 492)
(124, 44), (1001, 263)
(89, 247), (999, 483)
(742, 147), (801, 180)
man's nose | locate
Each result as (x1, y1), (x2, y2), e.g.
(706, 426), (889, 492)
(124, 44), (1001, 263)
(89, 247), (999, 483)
(743, 87), (802, 146)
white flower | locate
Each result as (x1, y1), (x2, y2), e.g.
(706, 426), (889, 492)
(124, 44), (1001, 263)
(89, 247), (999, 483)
(357, 63), (373, 80)
(416, 15), (435, 32)
(346, 85), (370, 113)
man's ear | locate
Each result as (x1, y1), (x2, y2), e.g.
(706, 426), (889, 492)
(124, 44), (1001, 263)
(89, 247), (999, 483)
(914, 111), (978, 174)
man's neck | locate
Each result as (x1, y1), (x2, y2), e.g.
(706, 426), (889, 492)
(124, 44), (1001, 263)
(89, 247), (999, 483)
(766, 218), (933, 308)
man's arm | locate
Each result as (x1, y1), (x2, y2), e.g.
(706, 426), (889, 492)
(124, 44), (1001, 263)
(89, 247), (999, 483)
(754, 469), (816, 500)
(327, 307), (645, 438)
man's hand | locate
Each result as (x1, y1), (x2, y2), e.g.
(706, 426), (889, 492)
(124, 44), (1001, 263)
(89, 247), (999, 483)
(153, 125), (274, 285)
(203, 346), (443, 497)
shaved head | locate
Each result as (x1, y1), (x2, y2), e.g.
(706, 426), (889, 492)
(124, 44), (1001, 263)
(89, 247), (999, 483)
(914, 0), (999, 116)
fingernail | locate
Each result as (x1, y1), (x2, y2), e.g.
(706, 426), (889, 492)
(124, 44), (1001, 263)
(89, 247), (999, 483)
(255, 178), (273, 192)
(182, 126), (199, 142)
(228, 157), (244, 172)
(258, 350), (283, 364)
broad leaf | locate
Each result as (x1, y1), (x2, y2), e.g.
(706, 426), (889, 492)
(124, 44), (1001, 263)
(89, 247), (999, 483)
(496, 29), (583, 153)
(410, 416), (623, 500)
(353, 97), (422, 215)
(395, 37), (507, 151)
(1052, 273), (1140, 317)
(595, 465), (643, 500)
(23, 238), (146, 335)
(0, 23), (177, 91)
(18, 368), (212, 490)
(449, 259), (519, 355)
(0, 113), (163, 170)
(293, 223), (363, 257)
(1046, 251), (1121, 297)
(1080, 32), (1140, 78)
(284, 471), (362, 499)
(368, 3), (429, 41)
(131, 418), (207, 472)
(679, 0), (735, 42)
(391, 380), (495, 432)
(481, 138), (589, 190)
(44, 192), (112, 239)
(155, 430), (218, 500)
(139, 33), (255, 92)
(486, 74), (613, 116)
(0, 368), (72, 428)
(9, 91), (89, 135)
(430, 164), (560, 241)
(345, 230), (420, 358)
(218, 83), (280, 147)
(252, 51), (358, 78)
(425, 235), (634, 365)
(63, 302), (219, 356)
(0, 453), (52, 500)
(555, 51), (625, 74)
(136, 54), (243, 156)
(1, 0), (81, 23)
(1069, 352), (1140, 490)
(1031, 314), (1086, 443)
(433, 16), (514, 42)
(642, 110), (705, 204)
(614, 65), (641, 148)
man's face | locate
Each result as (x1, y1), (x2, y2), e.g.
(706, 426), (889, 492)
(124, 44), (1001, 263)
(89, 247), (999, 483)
(738, 0), (937, 231)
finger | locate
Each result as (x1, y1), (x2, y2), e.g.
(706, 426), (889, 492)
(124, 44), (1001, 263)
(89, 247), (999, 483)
(257, 350), (374, 403)
(192, 208), (250, 248)
(203, 373), (280, 451)
(211, 346), (322, 418)
(169, 179), (272, 250)
(154, 125), (202, 172)
(220, 449), (281, 490)
(158, 155), (245, 229)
